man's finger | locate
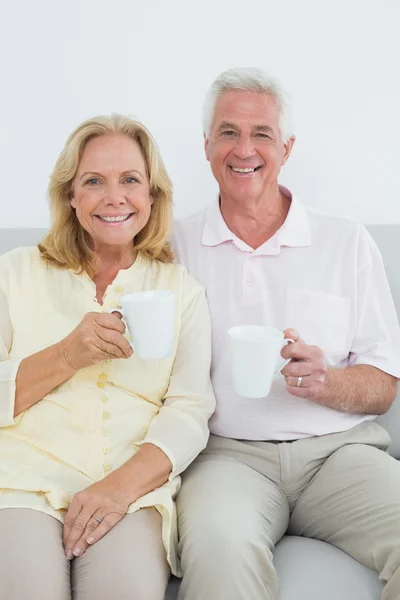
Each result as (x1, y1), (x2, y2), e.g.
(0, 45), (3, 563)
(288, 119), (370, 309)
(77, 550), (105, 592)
(281, 342), (320, 361)
(285, 375), (312, 388)
(286, 383), (314, 398)
(281, 361), (314, 377)
(283, 328), (304, 343)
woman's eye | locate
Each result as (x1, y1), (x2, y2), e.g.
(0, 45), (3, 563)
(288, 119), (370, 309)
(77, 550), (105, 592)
(124, 177), (137, 184)
(86, 178), (100, 185)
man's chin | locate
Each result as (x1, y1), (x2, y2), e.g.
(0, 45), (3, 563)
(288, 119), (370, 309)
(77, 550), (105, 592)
(224, 184), (262, 204)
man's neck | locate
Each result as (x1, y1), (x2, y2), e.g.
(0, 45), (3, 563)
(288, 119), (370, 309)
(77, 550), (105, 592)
(219, 188), (291, 250)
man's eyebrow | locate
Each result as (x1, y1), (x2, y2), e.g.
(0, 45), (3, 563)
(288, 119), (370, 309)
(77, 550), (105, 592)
(216, 121), (239, 131)
(252, 125), (275, 133)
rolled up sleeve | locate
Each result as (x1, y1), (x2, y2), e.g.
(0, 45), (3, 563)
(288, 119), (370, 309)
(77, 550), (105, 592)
(348, 228), (400, 377)
(0, 282), (22, 427)
(142, 275), (215, 478)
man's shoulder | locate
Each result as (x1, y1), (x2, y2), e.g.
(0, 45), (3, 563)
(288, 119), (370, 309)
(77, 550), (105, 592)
(171, 208), (209, 263)
(305, 206), (366, 239)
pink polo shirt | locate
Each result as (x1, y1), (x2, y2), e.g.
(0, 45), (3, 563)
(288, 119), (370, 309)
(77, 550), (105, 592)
(171, 187), (400, 440)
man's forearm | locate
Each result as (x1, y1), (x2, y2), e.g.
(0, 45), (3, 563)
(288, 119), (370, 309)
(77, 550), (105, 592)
(317, 365), (398, 414)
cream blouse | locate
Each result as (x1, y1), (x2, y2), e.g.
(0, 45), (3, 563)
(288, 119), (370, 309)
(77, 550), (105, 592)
(0, 247), (215, 576)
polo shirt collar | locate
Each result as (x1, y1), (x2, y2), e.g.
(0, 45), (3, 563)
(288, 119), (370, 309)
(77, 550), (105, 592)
(201, 185), (311, 255)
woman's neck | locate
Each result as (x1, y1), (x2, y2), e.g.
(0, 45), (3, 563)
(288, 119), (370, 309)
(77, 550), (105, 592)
(91, 245), (137, 304)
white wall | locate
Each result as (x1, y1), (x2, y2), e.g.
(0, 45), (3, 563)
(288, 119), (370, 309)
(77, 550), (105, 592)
(0, 0), (399, 228)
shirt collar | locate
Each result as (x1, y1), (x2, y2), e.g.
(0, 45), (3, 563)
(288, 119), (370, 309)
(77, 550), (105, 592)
(201, 185), (311, 256)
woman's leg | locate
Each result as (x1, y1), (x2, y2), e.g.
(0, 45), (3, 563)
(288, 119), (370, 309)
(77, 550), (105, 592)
(72, 507), (170, 600)
(0, 508), (70, 600)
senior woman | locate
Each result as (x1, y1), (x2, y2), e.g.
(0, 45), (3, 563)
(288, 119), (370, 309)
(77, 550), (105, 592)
(0, 115), (215, 600)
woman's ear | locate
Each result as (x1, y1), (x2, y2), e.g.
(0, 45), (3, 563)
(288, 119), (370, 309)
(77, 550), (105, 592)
(69, 190), (77, 209)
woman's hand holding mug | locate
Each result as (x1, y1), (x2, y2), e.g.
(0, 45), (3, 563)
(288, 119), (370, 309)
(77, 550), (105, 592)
(58, 312), (133, 370)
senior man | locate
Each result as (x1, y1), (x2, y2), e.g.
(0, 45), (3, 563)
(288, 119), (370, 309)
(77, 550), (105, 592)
(172, 67), (400, 600)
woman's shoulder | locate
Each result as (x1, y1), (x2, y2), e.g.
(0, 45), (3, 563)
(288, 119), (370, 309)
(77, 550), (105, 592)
(0, 246), (42, 275)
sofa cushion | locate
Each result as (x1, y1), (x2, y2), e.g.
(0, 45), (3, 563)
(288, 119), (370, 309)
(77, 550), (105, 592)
(165, 536), (382, 600)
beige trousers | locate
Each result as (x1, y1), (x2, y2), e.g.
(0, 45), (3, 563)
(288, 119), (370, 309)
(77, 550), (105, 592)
(0, 507), (170, 600)
(176, 421), (400, 600)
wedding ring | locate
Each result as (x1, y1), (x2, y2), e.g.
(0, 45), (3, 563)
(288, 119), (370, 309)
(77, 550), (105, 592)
(296, 376), (303, 388)
(94, 517), (103, 524)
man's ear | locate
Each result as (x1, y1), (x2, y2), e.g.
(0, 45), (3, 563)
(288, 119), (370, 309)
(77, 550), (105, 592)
(204, 133), (210, 162)
(282, 136), (296, 165)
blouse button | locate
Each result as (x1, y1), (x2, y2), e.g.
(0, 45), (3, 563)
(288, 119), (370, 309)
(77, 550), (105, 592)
(104, 463), (111, 472)
(106, 359), (113, 365)
(115, 286), (122, 294)
(103, 447), (110, 454)
(98, 373), (108, 382)
(97, 381), (106, 389)
(102, 411), (110, 420)
(101, 394), (109, 404)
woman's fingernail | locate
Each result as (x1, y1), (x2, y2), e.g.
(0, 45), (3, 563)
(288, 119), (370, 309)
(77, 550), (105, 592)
(87, 537), (94, 544)
(66, 549), (73, 560)
(73, 548), (82, 557)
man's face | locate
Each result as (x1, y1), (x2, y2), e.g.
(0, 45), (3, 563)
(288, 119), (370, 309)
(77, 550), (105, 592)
(205, 90), (294, 204)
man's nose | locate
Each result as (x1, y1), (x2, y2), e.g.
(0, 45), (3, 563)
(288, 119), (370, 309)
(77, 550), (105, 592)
(233, 135), (256, 159)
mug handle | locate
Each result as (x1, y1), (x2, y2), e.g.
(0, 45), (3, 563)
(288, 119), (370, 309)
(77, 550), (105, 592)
(274, 338), (295, 376)
(107, 308), (135, 350)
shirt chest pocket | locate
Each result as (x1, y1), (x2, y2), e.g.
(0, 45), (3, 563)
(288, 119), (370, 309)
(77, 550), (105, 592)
(284, 288), (351, 354)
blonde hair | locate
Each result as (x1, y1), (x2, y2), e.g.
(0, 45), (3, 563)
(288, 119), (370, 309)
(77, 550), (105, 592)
(39, 114), (174, 275)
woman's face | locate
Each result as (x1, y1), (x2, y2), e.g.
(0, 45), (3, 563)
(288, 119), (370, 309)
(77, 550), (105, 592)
(70, 134), (153, 253)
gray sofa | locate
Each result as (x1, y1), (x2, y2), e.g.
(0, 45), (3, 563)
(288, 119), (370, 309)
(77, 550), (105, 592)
(1, 225), (399, 600)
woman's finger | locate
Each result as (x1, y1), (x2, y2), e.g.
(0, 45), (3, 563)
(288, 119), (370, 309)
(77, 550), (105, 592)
(85, 512), (124, 547)
(96, 327), (132, 358)
(63, 496), (82, 549)
(64, 505), (95, 559)
(96, 312), (126, 333)
(70, 512), (105, 558)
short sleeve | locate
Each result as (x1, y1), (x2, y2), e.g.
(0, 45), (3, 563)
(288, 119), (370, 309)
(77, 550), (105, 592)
(348, 227), (400, 377)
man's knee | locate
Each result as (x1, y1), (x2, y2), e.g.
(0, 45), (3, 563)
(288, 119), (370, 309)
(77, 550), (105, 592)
(179, 514), (274, 572)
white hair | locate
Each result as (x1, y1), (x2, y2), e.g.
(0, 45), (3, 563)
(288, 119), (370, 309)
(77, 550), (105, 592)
(202, 67), (294, 143)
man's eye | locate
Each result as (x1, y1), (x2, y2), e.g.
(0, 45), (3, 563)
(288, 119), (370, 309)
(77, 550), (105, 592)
(256, 133), (271, 139)
(86, 178), (100, 185)
(221, 130), (236, 136)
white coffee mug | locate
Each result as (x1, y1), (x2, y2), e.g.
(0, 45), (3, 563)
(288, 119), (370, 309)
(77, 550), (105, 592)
(228, 325), (294, 398)
(110, 290), (175, 360)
